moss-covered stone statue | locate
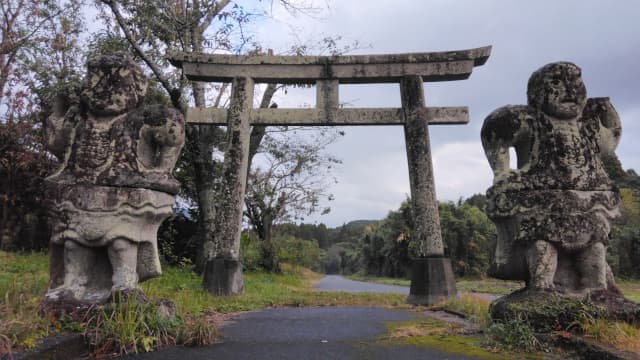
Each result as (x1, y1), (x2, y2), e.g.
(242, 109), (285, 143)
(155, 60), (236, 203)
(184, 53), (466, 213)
(43, 53), (185, 305)
(482, 62), (638, 327)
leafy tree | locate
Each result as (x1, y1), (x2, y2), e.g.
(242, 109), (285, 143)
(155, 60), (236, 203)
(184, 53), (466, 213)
(272, 222), (331, 249)
(600, 153), (640, 278)
(464, 193), (488, 212)
(357, 198), (495, 279)
(275, 234), (322, 271)
(609, 187), (640, 277)
(0, 120), (51, 250)
(157, 212), (198, 266)
(244, 128), (340, 271)
(0, 0), (84, 250)
(439, 201), (495, 277)
(1, 0), (83, 116)
(360, 201), (412, 278)
(322, 242), (361, 275)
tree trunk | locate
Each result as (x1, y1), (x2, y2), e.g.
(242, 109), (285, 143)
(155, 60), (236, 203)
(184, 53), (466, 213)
(191, 126), (222, 272)
(259, 212), (279, 272)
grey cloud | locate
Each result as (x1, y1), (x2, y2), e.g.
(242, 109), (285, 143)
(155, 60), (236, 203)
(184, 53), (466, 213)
(249, 0), (640, 226)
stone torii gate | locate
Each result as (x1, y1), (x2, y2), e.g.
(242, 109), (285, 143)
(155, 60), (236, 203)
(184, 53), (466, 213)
(169, 46), (491, 305)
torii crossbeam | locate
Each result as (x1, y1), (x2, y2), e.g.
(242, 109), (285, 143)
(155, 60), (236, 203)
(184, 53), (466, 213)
(168, 45), (491, 305)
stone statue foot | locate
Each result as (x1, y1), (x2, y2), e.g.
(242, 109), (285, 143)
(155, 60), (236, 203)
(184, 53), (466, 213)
(110, 286), (148, 303)
(44, 286), (72, 302)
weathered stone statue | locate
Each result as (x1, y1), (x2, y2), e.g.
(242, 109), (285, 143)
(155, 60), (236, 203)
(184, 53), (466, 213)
(43, 53), (185, 304)
(481, 62), (621, 296)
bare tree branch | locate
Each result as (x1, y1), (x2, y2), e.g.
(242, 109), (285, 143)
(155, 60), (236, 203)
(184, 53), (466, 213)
(101, 0), (181, 109)
(199, 0), (231, 34)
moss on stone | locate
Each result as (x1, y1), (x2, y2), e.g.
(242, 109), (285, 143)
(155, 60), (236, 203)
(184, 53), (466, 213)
(490, 290), (606, 332)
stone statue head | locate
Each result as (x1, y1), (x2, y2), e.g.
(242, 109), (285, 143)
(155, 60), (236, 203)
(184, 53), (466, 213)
(527, 62), (587, 119)
(81, 53), (148, 116)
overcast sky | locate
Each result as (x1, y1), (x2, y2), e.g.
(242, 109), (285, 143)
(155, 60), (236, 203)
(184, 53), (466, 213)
(237, 0), (640, 226)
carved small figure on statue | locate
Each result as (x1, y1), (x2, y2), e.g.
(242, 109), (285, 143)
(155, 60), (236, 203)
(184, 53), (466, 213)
(481, 62), (622, 296)
(43, 53), (185, 305)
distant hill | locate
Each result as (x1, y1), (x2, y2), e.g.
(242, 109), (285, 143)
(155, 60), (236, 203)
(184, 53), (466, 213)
(340, 219), (379, 230)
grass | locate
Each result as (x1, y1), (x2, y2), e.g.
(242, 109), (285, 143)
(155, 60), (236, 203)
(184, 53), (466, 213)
(581, 318), (640, 353)
(378, 292), (541, 358)
(3, 251), (640, 357)
(142, 263), (407, 314)
(431, 293), (492, 327)
(346, 275), (410, 287)
(346, 274), (524, 296)
(617, 280), (640, 302)
(0, 251), (51, 354)
(380, 317), (534, 360)
(456, 279), (524, 295)
(0, 252), (407, 356)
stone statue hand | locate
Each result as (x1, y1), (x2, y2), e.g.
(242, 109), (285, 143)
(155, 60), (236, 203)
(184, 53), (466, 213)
(481, 105), (534, 184)
(45, 95), (78, 159)
(136, 105), (185, 172)
(585, 97), (621, 156)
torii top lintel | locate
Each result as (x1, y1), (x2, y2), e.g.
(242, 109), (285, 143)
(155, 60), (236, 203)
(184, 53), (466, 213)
(167, 46), (491, 84)
(167, 46), (491, 126)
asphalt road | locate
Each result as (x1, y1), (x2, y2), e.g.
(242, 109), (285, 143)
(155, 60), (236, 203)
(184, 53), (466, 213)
(121, 306), (479, 360)
(314, 274), (410, 294)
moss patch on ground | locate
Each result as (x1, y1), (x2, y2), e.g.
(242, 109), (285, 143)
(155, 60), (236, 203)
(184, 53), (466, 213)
(379, 317), (538, 360)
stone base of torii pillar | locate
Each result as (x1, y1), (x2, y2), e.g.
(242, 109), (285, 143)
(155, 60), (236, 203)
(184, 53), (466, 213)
(406, 257), (457, 305)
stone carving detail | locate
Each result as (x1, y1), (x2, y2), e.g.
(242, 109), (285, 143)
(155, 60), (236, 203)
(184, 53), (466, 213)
(481, 62), (622, 295)
(44, 53), (185, 304)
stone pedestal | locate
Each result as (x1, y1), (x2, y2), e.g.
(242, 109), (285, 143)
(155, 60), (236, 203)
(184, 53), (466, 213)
(406, 257), (457, 305)
(203, 258), (244, 296)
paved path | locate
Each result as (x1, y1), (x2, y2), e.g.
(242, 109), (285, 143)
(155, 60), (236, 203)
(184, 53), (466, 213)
(121, 307), (478, 360)
(120, 276), (483, 359)
(313, 274), (410, 294)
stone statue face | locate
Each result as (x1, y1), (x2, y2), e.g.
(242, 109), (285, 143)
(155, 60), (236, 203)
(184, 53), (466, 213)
(527, 62), (587, 120)
(81, 53), (148, 116)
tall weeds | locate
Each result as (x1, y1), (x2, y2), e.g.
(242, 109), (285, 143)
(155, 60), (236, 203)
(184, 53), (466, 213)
(83, 291), (219, 357)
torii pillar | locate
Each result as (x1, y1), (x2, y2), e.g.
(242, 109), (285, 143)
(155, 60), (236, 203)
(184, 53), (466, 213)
(402, 76), (456, 305)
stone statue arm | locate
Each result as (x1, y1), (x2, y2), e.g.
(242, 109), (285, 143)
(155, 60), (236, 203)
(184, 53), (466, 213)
(134, 105), (185, 173)
(481, 105), (534, 183)
(583, 97), (621, 156)
(45, 95), (78, 159)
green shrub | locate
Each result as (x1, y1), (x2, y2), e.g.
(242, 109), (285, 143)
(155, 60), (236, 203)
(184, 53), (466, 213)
(157, 214), (198, 266)
(240, 232), (263, 271)
(275, 235), (322, 271)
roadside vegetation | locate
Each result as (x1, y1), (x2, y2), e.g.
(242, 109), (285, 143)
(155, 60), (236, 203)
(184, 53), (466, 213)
(0, 251), (406, 357)
(5, 250), (640, 358)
